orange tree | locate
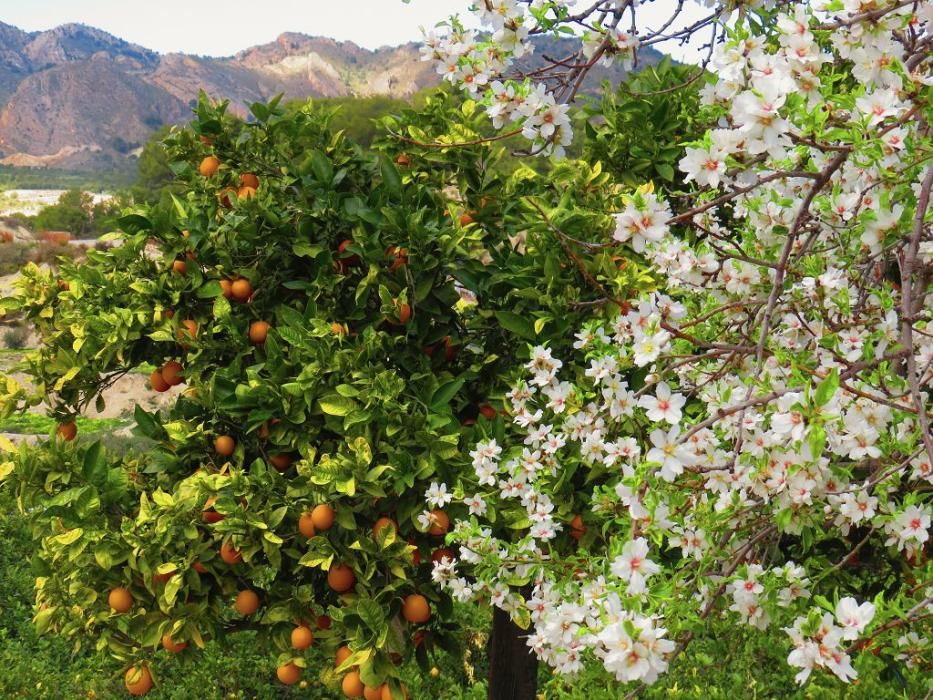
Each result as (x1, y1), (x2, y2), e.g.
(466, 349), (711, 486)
(0, 92), (647, 697)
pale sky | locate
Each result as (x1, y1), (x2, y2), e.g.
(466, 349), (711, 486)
(0, 0), (708, 61)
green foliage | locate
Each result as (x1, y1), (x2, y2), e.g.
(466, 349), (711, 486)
(0, 165), (134, 191)
(584, 58), (706, 189)
(0, 90), (636, 691)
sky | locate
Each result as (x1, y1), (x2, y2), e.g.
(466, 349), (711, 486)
(0, 0), (707, 61)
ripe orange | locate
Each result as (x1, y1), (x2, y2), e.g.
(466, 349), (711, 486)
(249, 320), (270, 345)
(364, 685), (384, 700)
(327, 563), (356, 593)
(192, 561), (208, 574)
(124, 664), (153, 696)
(239, 173), (260, 189)
(402, 594), (431, 624)
(331, 322), (347, 336)
(316, 614), (332, 630)
(311, 504), (336, 531)
(220, 540), (242, 565)
(176, 319), (198, 343)
(152, 571), (173, 585)
(428, 510), (450, 536)
(342, 670), (365, 698)
(57, 421), (77, 442)
(479, 404), (497, 420)
(394, 301), (412, 325)
(199, 156), (220, 177)
(276, 662), (301, 685)
(150, 369), (170, 393)
(431, 547), (455, 564)
(218, 187), (236, 209)
(570, 514), (586, 540)
(214, 435), (236, 457)
(386, 246), (409, 273)
(382, 683), (408, 700)
(291, 625), (314, 650)
(234, 589), (259, 616)
(231, 278), (253, 303)
(237, 185), (257, 200)
(395, 153), (411, 166)
(161, 361), (184, 386)
(337, 239), (361, 267)
(108, 586), (133, 613)
(171, 259), (187, 275)
(372, 517), (397, 539)
(202, 496), (225, 524)
(335, 645), (353, 668)
(459, 212), (475, 226)
(269, 453), (293, 471)
(220, 278), (233, 299)
(161, 633), (187, 653)
(298, 512), (316, 538)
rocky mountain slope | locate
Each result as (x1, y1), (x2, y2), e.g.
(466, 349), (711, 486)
(0, 22), (659, 171)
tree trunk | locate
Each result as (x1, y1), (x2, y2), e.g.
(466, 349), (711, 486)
(487, 605), (538, 700)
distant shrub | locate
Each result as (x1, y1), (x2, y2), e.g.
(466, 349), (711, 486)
(2, 324), (28, 350)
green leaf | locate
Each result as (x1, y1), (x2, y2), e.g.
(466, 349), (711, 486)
(495, 311), (536, 340)
(81, 441), (106, 487)
(379, 155), (402, 195)
(814, 369), (839, 407)
(319, 395), (357, 416)
(195, 280), (223, 299)
(430, 379), (464, 411)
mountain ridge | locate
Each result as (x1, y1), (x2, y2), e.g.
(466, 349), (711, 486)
(0, 22), (659, 172)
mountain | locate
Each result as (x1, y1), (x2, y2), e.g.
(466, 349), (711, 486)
(0, 22), (660, 172)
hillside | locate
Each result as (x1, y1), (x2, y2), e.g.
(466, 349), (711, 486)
(0, 22), (660, 171)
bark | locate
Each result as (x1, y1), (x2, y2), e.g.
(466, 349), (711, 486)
(487, 605), (538, 700)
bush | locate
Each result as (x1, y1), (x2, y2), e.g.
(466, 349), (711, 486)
(2, 324), (28, 350)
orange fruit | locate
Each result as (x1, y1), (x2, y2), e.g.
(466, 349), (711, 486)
(239, 173), (260, 189)
(402, 594), (431, 624)
(428, 510), (449, 536)
(220, 540), (242, 565)
(311, 504), (336, 531)
(192, 561), (208, 574)
(459, 212), (475, 226)
(386, 246), (408, 273)
(152, 571), (173, 585)
(337, 239), (361, 266)
(124, 664), (153, 696)
(149, 369), (170, 393)
(218, 187), (236, 209)
(56, 421), (77, 441)
(171, 259), (187, 275)
(291, 625), (314, 650)
(394, 301), (411, 325)
(161, 633), (187, 653)
(199, 156), (220, 177)
(176, 319), (198, 343)
(342, 670), (365, 698)
(231, 278), (252, 302)
(479, 404), (497, 420)
(327, 563), (356, 593)
(316, 614), (332, 630)
(276, 662), (301, 685)
(381, 683), (408, 700)
(431, 547), (455, 564)
(234, 589), (259, 616)
(395, 153), (411, 166)
(202, 496), (224, 524)
(236, 185), (257, 200)
(335, 645), (353, 668)
(220, 278), (233, 299)
(364, 685), (384, 700)
(214, 435), (235, 457)
(372, 517), (397, 539)
(108, 586), (133, 613)
(249, 320), (270, 345)
(298, 512), (316, 538)
(570, 514), (586, 540)
(331, 322), (347, 336)
(161, 361), (184, 386)
(269, 453), (293, 471)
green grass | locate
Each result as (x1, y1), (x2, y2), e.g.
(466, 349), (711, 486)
(0, 414), (128, 435)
